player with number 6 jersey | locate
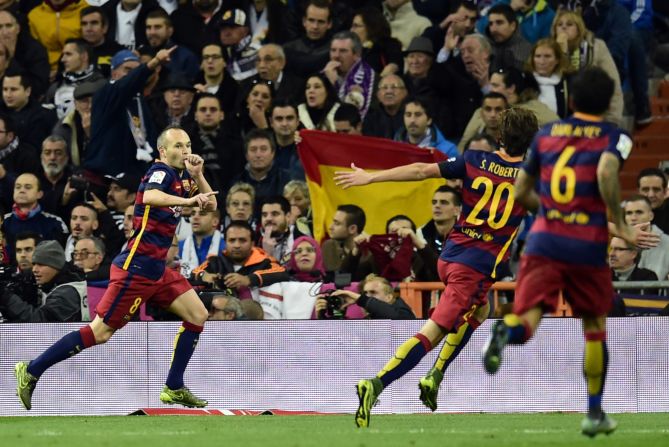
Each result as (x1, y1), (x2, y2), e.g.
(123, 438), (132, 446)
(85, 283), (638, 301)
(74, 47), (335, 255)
(334, 108), (539, 427)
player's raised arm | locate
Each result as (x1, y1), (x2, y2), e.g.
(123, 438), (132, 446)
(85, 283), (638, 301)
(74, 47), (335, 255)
(334, 162), (441, 189)
(184, 154), (218, 210)
(514, 169), (540, 213)
(597, 152), (635, 244)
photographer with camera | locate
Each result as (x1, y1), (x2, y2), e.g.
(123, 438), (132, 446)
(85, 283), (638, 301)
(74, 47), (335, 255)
(315, 274), (415, 320)
(0, 240), (88, 323)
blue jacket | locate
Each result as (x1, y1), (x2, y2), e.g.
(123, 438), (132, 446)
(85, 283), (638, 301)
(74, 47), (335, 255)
(2, 209), (68, 259)
(84, 64), (158, 176)
(618, 0), (654, 30)
(477, 0), (555, 44)
(394, 125), (458, 158)
(582, 0), (633, 71)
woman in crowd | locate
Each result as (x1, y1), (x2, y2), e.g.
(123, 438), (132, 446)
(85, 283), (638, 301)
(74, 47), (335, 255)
(550, 9), (623, 124)
(237, 79), (274, 137)
(224, 182), (257, 230)
(526, 38), (573, 119)
(283, 180), (312, 235)
(298, 73), (341, 132)
(350, 7), (403, 76)
(287, 236), (325, 282)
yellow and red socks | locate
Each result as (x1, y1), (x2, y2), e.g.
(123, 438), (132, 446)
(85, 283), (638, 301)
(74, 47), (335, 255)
(377, 333), (432, 389)
(434, 320), (476, 373)
(503, 314), (532, 344)
(165, 322), (203, 390)
(584, 331), (608, 419)
(28, 326), (97, 378)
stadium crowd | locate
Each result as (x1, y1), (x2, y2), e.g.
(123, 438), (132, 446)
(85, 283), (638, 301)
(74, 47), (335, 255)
(0, 0), (668, 322)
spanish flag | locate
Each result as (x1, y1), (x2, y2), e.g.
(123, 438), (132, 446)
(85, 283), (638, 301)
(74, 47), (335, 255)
(298, 130), (448, 242)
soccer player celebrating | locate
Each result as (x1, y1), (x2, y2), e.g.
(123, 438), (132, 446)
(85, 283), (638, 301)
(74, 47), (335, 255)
(482, 67), (637, 437)
(335, 108), (539, 427)
(15, 126), (218, 410)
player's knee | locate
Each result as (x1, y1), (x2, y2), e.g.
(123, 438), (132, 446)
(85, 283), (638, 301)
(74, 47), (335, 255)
(89, 319), (116, 344)
(193, 306), (209, 326)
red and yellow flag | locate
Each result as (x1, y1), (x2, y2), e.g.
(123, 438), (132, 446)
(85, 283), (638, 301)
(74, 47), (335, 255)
(298, 130), (448, 242)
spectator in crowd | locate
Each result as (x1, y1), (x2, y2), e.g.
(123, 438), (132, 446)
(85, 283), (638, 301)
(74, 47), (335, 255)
(118, 203), (134, 252)
(1, 173), (68, 259)
(232, 128), (289, 205)
(47, 39), (104, 119)
(193, 43), (238, 117)
(139, 8), (199, 81)
(624, 195), (669, 280)
(283, 180), (312, 234)
(350, 6), (403, 76)
(270, 100), (304, 181)
(0, 113), (40, 211)
(431, 0), (478, 63)
(259, 195), (305, 265)
(0, 9), (50, 99)
(0, 240), (88, 322)
(464, 132), (498, 153)
(526, 38), (572, 119)
(14, 232), (40, 274)
(80, 6), (125, 77)
(240, 298), (263, 319)
(65, 203), (99, 261)
(170, 0), (228, 56)
(218, 8), (260, 82)
(322, 204), (368, 273)
(73, 235), (110, 281)
(185, 93), (243, 195)
(460, 67), (558, 149)
(36, 136), (79, 223)
(98, 172), (141, 234)
(28, 0), (89, 76)
(382, 0), (431, 51)
(637, 169), (669, 235)
(393, 97), (458, 157)
(245, 0), (299, 45)
(283, 0), (333, 78)
(298, 73), (341, 131)
(457, 92), (508, 152)
(323, 31), (375, 119)
(287, 235), (325, 281)
(236, 78), (273, 136)
(192, 220), (288, 294)
(362, 73), (407, 139)
(150, 73), (196, 129)
(178, 208), (223, 277)
(316, 273), (415, 319)
(102, 0), (160, 50)
(609, 236), (658, 295)
(2, 70), (58, 150)
(208, 293), (245, 320)
(418, 185), (461, 261)
(484, 3), (532, 71)
(477, 0), (555, 44)
(386, 214), (438, 281)
(224, 182), (255, 228)
(403, 37), (435, 97)
(550, 9), (623, 124)
(243, 43), (303, 104)
(333, 103), (363, 135)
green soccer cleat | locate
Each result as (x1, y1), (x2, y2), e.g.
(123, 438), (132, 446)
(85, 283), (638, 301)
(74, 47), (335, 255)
(581, 413), (618, 437)
(15, 361), (38, 411)
(355, 378), (382, 428)
(418, 367), (444, 412)
(482, 320), (509, 374)
(159, 386), (207, 408)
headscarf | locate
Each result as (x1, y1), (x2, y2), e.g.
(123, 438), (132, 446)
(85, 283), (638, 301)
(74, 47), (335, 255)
(287, 236), (325, 282)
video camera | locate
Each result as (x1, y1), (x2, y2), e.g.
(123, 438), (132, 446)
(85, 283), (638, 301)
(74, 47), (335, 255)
(0, 265), (40, 308)
(318, 272), (351, 320)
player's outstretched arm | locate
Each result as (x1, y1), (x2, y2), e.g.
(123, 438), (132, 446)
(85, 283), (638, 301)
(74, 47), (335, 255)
(597, 152), (636, 244)
(143, 189), (217, 209)
(514, 169), (540, 213)
(608, 222), (660, 249)
(334, 162), (440, 189)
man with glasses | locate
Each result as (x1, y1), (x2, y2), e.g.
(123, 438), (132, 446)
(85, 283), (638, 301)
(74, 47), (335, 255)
(73, 235), (110, 281)
(194, 43), (238, 117)
(609, 236), (657, 295)
(242, 44), (303, 104)
(363, 74), (407, 139)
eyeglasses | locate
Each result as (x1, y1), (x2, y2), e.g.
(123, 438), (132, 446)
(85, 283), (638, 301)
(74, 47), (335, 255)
(72, 250), (100, 259)
(202, 54), (223, 61)
(229, 200), (252, 208)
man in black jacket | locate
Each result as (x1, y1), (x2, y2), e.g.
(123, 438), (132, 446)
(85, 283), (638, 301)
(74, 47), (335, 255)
(0, 240), (88, 322)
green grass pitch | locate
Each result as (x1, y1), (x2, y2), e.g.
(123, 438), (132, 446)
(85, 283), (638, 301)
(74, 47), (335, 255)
(1, 413), (668, 447)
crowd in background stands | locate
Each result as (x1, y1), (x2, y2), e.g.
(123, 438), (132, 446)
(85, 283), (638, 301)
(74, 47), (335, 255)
(1, 0), (668, 322)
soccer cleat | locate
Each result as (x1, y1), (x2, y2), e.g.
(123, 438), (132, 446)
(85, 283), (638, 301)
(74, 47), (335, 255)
(355, 378), (382, 428)
(15, 361), (38, 411)
(418, 367), (444, 412)
(581, 413), (618, 437)
(159, 385), (207, 408)
(482, 320), (509, 374)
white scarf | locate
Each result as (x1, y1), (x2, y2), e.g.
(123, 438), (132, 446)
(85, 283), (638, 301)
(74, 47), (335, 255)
(180, 230), (222, 277)
(534, 72), (561, 116)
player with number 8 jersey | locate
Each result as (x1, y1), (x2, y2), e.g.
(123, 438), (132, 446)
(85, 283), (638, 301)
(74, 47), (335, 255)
(334, 108), (539, 427)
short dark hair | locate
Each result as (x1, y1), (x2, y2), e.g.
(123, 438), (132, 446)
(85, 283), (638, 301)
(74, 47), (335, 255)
(71, 202), (100, 219)
(403, 96), (433, 120)
(466, 132), (499, 152)
(80, 6), (108, 27)
(15, 231), (41, 245)
(0, 112), (16, 134)
(305, 0), (332, 22)
(260, 195), (290, 214)
(453, 0), (478, 13)
(3, 68), (31, 89)
(488, 4), (517, 24)
(269, 98), (298, 117)
(64, 38), (94, 65)
(195, 92), (222, 109)
(625, 194), (652, 209)
(570, 67), (614, 116)
(333, 103), (361, 127)
(244, 128), (275, 153)
(637, 168), (667, 187)
(385, 214), (416, 233)
(146, 8), (172, 27)
(435, 185), (462, 206)
(337, 204), (366, 234)
(225, 220), (254, 239)
(499, 108), (538, 157)
(482, 91), (509, 107)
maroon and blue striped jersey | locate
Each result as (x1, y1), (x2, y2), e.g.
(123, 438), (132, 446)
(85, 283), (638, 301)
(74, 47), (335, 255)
(438, 150), (526, 279)
(522, 114), (632, 267)
(113, 161), (198, 280)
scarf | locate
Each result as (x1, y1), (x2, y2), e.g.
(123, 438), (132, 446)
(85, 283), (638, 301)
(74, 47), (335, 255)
(0, 136), (19, 162)
(359, 234), (413, 281)
(287, 236), (325, 282)
(534, 72), (561, 115)
(336, 59), (375, 119)
(62, 65), (96, 85)
(12, 202), (42, 221)
(128, 96), (154, 162)
(180, 230), (222, 277)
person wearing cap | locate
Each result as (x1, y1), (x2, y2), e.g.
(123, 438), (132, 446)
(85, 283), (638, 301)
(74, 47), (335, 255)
(138, 9), (199, 81)
(149, 72), (196, 130)
(218, 8), (260, 82)
(0, 240), (88, 323)
(80, 6), (125, 78)
(283, 0), (333, 79)
(103, 171), (141, 229)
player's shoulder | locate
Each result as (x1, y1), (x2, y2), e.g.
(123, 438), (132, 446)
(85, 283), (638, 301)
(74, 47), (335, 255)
(145, 162), (176, 185)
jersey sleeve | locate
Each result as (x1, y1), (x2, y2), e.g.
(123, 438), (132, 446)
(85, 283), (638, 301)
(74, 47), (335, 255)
(606, 128), (633, 167)
(143, 167), (174, 193)
(437, 155), (466, 179)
